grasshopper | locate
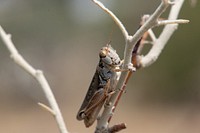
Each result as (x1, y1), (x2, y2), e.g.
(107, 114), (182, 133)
(76, 44), (122, 127)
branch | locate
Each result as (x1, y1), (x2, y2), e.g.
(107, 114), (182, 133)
(92, 0), (187, 132)
(139, 0), (187, 67)
(157, 19), (189, 26)
(93, 0), (129, 40)
(0, 26), (69, 133)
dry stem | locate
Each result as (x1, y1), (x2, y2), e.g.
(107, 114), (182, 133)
(0, 26), (69, 133)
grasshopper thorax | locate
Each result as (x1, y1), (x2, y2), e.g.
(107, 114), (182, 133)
(99, 45), (121, 66)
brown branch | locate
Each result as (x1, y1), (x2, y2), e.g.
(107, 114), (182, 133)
(108, 123), (127, 133)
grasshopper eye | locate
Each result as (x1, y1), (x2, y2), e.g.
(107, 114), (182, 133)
(99, 50), (107, 58)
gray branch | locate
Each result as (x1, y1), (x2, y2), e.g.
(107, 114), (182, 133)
(0, 26), (69, 133)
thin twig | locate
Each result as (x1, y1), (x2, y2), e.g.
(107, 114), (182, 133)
(38, 102), (56, 116)
(92, 0), (129, 40)
(157, 19), (189, 26)
(148, 29), (157, 42)
(0, 26), (69, 133)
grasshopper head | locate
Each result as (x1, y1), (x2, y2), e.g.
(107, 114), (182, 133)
(99, 45), (121, 66)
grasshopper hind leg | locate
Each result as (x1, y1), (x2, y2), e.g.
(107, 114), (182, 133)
(83, 88), (105, 127)
(77, 110), (86, 120)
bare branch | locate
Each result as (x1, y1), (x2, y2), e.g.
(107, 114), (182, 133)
(92, 0), (129, 40)
(140, 0), (186, 67)
(93, 0), (187, 132)
(127, 0), (171, 64)
(108, 123), (126, 133)
(157, 19), (189, 26)
(0, 26), (69, 133)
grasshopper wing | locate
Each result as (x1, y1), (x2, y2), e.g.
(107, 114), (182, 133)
(83, 88), (106, 127)
(76, 69), (100, 120)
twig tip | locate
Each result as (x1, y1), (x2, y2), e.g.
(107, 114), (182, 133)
(38, 102), (56, 116)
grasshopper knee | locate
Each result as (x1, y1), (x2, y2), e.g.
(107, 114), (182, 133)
(77, 110), (86, 120)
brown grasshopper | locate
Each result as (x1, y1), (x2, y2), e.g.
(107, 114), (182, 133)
(76, 44), (122, 127)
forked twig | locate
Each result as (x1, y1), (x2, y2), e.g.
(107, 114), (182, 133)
(139, 0), (187, 67)
(0, 26), (69, 133)
(92, 0), (188, 132)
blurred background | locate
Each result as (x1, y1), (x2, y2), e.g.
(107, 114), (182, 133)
(0, 0), (200, 133)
